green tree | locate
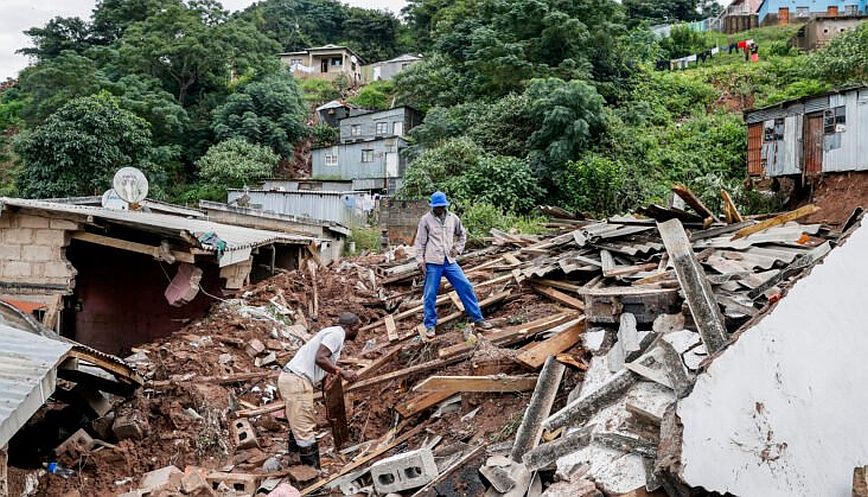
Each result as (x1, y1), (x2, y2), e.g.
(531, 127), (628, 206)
(196, 138), (277, 190)
(18, 17), (93, 60)
(394, 53), (466, 112)
(16, 94), (158, 198)
(454, 156), (542, 212)
(91, 0), (173, 44)
(341, 7), (402, 62)
(809, 22), (868, 84)
(659, 25), (708, 59)
(241, 0), (348, 52)
(623, 0), (700, 24)
(17, 52), (104, 125)
(348, 80), (395, 110)
(211, 72), (308, 157)
(399, 137), (484, 200)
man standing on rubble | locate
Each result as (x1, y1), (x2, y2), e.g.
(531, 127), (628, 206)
(278, 312), (361, 469)
(414, 191), (493, 339)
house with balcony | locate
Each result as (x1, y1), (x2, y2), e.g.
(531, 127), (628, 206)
(311, 107), (422, 194)
(758, 0), (867, 25)
(279, 45), (365, 86)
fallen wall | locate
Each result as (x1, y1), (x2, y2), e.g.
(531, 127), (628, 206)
(677, 223), (868, 497)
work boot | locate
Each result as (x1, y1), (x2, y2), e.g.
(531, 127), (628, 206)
(475, 320), (494, 330)
(299, 441), (321, 470)
(287, 437), (301, 464)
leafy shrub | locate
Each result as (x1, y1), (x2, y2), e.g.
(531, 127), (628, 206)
(460, 203), (547, 244)
(311, 123), (338, 148)
(196, 138), (277, 192)
(398, 137), (484, 200)
(299, 78), (340, 106)
(765, 40), (797, 57)
(659, 26), (709, 59)
(348, 80), (395, 110)
(348, 227), (381, 253)
(808, 22), (868, 84)
(453, 156), (542, 213)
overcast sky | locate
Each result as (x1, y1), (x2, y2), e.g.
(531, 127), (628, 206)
(0, 0), (408, 80)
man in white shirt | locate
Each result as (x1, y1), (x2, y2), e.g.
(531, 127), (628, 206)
(277, 312), (360, 469)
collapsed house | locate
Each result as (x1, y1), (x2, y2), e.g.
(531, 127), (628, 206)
(0, 197), (323, 355)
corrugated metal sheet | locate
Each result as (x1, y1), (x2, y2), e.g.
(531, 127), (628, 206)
(823, 91), (868, 173)
(0, 198), (316, 256)
(805, 96), (829, 113)
(0, 324), (72, 448)
(228, 190), (368, 227)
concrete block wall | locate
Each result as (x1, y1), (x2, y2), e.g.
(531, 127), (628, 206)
(379, 199), (428, 245)
(0, 212), (77, 290)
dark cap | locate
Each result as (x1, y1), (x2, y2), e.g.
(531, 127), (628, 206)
(338, 312), (360, 327)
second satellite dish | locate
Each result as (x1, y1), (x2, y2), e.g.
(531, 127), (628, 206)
(113, 167), (148, 205)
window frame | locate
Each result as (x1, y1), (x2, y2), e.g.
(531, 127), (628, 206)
(375, 121), (389, 136)
(361, 149), (374, 163)
(350, 125), (361, 137)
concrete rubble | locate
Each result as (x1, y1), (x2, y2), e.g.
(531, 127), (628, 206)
(7, 186), (865, 497)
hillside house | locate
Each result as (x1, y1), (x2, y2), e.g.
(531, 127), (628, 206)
(315, 100), (369, 127)
(793, 15), (868, 50)
(720, 0), (762, 33)
(745, 86), (868, 178)
(311, 106), (422, 194)
(361, 53), (422, 83)
(758, 0), (867, 25)
(280, 45), (365, 85)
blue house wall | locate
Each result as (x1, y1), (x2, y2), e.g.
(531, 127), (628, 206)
(758, 0), (867, 24)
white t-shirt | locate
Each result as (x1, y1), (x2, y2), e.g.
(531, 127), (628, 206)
(285, 326), (345, 387)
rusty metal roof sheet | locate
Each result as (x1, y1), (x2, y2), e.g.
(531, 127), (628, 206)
(0, 323), (72, 448)
(0, 197), (317, 258)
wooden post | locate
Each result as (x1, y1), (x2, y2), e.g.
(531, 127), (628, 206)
(324, 379), (349, 449)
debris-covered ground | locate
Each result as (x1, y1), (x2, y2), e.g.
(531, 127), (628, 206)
(22, 188), (860, 497)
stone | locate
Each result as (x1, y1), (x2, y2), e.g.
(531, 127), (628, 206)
(113, 412), (149, 441)
(140, 465), (183, 492)
(55, 428), (94, 457)
(370, 448), (438, 494)
(22, 245), (55, 262)
(245, 339), (266, 358)
(218, 353), (234, 365)
(256, 352), (277, 368)
(231, 418), (259, 450)
(287, 465), (319, 484)
(261, 456), (282, 473)
(181, 467), (212, 496)
(267, 483), (301, 497)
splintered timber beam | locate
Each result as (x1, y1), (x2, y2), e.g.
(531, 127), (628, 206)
(439, 312), (576, 359)
(531, 285), (585, 310)
(324, 377), (349, 449)
(657, 219), (728, 354)
(515, 318), (586, 369)
(509, 357), (566, 463)
(731, 204), (820, 240)
(522, 425), (593, 471)
(413, 375), (538, 393)
(544, 369), (638, 431)
(672, 184), (721, 224)
(720, 190), (744, 223)
(396, 390), (458, 418)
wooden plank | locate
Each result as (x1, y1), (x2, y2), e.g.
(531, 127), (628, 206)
(324, 378), (349, 449)
(347, 353), (470, 392)
(515, 318), (586, 369)
(672, 184), (721, 223)
(71, 231), (194, 263)
(605, 262), (658, 278)
(300, 424), (427, 496)
(384, 315), (398, 342)
(502, 253), (522, 265)
(448, 291), (464, 312)
(309, 264), (319, 319)
(720, 190), (744, 223)
(731, 204), (819, 240)
(534, 279), (582, 293)
(414, 375), (538, 393)
(395, 390), (458, 418)
(532, 285), (585, 310)
(438, 312), (575, 359)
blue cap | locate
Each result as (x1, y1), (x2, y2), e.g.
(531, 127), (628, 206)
(429, 191), (449, 207)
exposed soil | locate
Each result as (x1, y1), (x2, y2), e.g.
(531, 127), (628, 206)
(803, 171), (868, 228)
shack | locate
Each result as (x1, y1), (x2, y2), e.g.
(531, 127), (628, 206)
(745, 85), (868, 178)
(0, 198), (321, 354)
(226, 189), (372, 227)
(793, 15), (868, 50)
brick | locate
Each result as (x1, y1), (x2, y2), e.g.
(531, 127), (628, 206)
(2, 261), (31, 278)
(0, 244), (21, 260)
(245, 338), (266, 357)
(140, 465), (183, 492)
(206, 472), (259, 495)
(231, 418), (259, 450)
(113, 412), (149, 441)
(22, 245), (55, 262)
(18, 215), (50, 228)
(6, 228), (33, 244)
(181, 467), (213, 496)
(370, 448), (438, 494)
(34, 229), (66, 246)
(49, 218), (79, 230)
(44, 261), (73, 278)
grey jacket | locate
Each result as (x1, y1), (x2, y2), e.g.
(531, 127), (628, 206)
(413, 211), (467, 265)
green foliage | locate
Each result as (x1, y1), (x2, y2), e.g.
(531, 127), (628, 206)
(16, 94), (159, 198)
(18, 16), (92, 60)
(393, 53), (466, 112)
(212, 72), (308, 157)
(348, 80), (395, 110)
(196, 138), (277, 193)
(300, 79), (340, 106)
(453, 156), (542, 213)
(808, 22), (868, 85)
(559, 155), (642, 216)
(0, 88), (26, 131)
(311, 123), (339, 147)
(18, 51), (104, 125)
(460, 203), (546, 243)
(399, 137), (483, 200)
(623, 0), (700, 24)
(659, 25), (708, 59)
(348, 227), (381, 253)
(763, 79), (831, 106)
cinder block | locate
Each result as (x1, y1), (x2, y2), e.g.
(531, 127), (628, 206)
(34, 229), (66, 246)
(23, 245), (55, 262)
(140, 465), (183, 492)
(0, 244), (21, 260)
(2, 261), (31, 278)
(55, 428), (94, 457)
(231, 418), (259, 450)
(44, 261), (73, 278)
(113, 412), (149, 440)
(18, 215), (50, 228)
(49, 218), (79, 230)
(370, 448), (438, 493)
(206, 472), (259, 495)
(181, 467), (213, 496)
(245, 338), (266, 357)
(6, 228), (33, 244)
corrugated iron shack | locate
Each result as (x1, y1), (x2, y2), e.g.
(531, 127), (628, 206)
(745, 85), (868, 178)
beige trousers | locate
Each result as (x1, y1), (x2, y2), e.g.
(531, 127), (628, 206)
(277, 371), (316, 446)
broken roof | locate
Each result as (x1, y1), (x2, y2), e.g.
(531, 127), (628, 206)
(42, 196), (206, 218)
(0, 197), (318, 261)
(0, 323), (73, 448)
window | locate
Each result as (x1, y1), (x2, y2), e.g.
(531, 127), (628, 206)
(350, 125), (361, 137)
(331, 57), (343, 67)
(376, 122), (389, 136)
(845, 5), (858, 16)
(764, 118), (785, 141)
(289, 58), (303, 65)
(361, 149), (374, 163)
(824, 106), (846, 134)
(795, 6), (809, 17)
(325, 154), (338, 166)
(393, 121), (404, 136)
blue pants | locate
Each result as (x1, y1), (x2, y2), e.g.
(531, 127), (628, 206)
(423, 262), (484, 330)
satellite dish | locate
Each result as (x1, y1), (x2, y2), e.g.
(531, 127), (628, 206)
(101, 189), (129, 211)
(112, 167), (148, 206)
(350, 55), (357, 63)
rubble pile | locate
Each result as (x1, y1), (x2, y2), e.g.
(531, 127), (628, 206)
(32, 187), (856, 497)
